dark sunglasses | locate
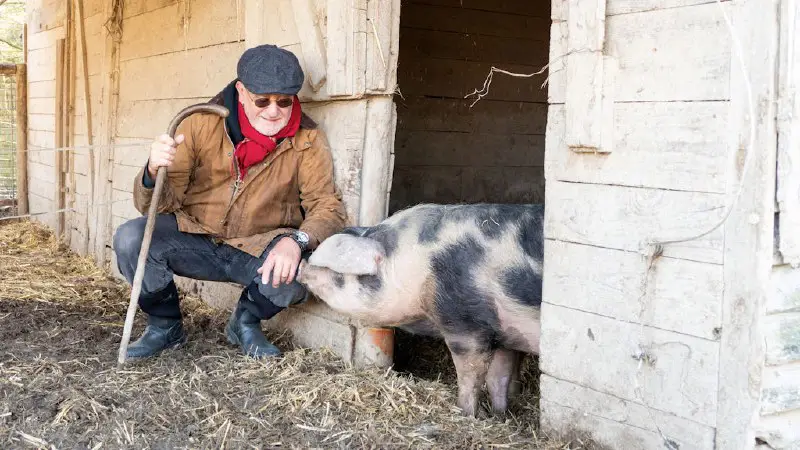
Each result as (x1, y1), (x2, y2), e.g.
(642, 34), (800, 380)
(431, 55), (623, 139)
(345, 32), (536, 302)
(252, 95), (294, 109)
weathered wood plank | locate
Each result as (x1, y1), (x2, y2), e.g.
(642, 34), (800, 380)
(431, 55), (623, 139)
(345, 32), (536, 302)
(754, 409), (800, 449)
(359, 97), (395, 226)
(545, 102), (730, 193)
(401, 3), (550, 40)
(398, 58), (547, 102)
(395, 131), (545, 167)
(776, 0), (800, 266)
(460, 166), (545, 204)
(26, 25), (66, 51)
(760, 363), (800, 415)
(545, 181), (726, 264)
(185, 0), (242, 50)
(407, 0), (549, 18)
(398, 28), (549, 67)
(365, 0), (394, 92)
(540, 375), (716, 449)
(118, 42), (243, 102)
(388, 166), (463, 213)
(716, 0), (780, 447)
(550, 3), (732, 103)
(327, 0), (356, 96)
(608, 0), (731, 15)
(768, 265), (800, 315)
(28, 113), (56, 131)
(302, 99), (367, 223)
(111, 187), (140, 220)
(397, 98), (547, 134)
(764, 313), (800, 366)
(116, 98), (210, 139)
(119, 2), (185, 62)
(27, 46), (58, 83)
(122, 0), (176, 18)
(543, 239), (723, 340)
(15, 64), (28, 216)
(291, 0), (327, 91)
(539, 303), (719, 426)
(27, 81), (56, 99)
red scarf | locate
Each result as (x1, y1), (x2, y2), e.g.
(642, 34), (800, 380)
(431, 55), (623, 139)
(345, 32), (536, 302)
(233, 95), (302, 178)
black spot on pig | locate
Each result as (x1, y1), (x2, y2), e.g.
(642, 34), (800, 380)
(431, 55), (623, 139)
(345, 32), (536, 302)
(474, 204), (525, 240)
(418, 209), (445, 244)
(333, 273), (345, 288)
(356, 274), (383, 293)
(431, 236), (500, 341)
(499, 264), (542, 307)
(364, 224), (398, 257)
(517, 207), (544, 260)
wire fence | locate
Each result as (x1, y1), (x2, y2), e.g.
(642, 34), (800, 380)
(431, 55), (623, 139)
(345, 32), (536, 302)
(0, 71), (17, 218)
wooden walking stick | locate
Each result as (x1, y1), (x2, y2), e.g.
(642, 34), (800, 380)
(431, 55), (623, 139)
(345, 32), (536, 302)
(118, 103), (229, 365)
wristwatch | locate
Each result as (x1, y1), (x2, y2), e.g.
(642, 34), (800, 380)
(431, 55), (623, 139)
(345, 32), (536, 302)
(289, 230), (310, 252)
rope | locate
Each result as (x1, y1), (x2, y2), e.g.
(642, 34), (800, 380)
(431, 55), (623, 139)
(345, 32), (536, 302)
(0, 197), (132, 222)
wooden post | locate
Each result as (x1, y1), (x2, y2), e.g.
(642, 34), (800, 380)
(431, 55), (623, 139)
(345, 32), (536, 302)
(75, 0), (94, 255)
(15, 64), (28, 216)
(716, 0), (780, 447)
(94, 0), (122, 265)
(55, 39), (66, 238)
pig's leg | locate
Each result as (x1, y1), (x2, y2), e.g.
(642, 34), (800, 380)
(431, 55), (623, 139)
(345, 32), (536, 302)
(486, 348), (521, 414)
(445, 337), (491, 417)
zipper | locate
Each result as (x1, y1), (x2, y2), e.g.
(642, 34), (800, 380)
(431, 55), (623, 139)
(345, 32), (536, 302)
(221, 119), (241, 226)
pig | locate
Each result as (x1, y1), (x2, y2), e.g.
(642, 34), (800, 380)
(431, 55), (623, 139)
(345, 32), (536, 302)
(296, 203), (544, 417)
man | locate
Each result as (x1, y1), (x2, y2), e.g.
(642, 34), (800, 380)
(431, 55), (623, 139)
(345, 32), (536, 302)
(113, 44), (347, 360)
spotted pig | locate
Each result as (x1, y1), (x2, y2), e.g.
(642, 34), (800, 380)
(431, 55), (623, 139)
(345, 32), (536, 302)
(296, 203), (544, 417)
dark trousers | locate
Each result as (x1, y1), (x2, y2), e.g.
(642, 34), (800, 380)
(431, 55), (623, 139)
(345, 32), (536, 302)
(112, 214), (309, 320)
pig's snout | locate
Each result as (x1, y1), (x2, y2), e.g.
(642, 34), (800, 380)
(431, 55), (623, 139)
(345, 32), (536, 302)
(296, 260), (309, 284)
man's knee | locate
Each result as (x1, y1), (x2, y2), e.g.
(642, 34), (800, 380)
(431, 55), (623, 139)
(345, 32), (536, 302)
(113, 216), (146, 260)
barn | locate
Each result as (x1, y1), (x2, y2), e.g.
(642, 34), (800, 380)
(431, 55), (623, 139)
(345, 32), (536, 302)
(4, 0), (799, 447)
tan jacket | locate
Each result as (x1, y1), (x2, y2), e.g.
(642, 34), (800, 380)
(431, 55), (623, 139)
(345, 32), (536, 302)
(133, 102), (347, 257)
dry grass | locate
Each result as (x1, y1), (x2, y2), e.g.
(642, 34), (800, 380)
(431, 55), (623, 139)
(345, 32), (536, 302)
(0, 220), (596, 449)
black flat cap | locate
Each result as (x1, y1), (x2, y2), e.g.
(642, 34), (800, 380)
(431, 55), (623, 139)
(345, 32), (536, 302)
(237, 44), (305, 95)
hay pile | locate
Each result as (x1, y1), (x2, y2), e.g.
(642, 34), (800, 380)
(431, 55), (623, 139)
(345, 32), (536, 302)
(0, 220), (594, 449)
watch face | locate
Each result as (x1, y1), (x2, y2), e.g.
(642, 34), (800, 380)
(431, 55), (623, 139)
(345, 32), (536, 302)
(295, 231), (309, 244)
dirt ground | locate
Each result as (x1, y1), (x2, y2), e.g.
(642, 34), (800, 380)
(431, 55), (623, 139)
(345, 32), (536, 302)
(0, 220), (595, 449)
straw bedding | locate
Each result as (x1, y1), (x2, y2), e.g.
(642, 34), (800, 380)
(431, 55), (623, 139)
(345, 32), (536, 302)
(0, 220), (597, 449)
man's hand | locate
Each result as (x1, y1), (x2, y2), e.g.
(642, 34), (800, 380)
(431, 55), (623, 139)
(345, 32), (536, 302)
(147, 134), (185, 178)
(257, 237), (302, 287)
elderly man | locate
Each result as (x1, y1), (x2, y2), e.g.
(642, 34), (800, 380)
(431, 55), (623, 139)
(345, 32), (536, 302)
(113, 44), (347, 360)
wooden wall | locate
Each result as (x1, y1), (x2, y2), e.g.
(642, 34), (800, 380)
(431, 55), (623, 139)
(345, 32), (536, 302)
(540, 0), (781, 448)
(388, 0), (550, 212)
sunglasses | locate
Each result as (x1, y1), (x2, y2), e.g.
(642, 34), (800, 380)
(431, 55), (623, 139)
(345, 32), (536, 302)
(246, 91), (294, 109)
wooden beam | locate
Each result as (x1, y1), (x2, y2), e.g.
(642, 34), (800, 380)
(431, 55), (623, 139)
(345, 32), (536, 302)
(66, 0), (76, 248)
(93, 0), (122, 265)
(75, 0), (94, 255)
(716, 0), (780, 447)
(15, 63), (28, 216)
(358, 97), (395, 226)
(564, 0), (612, 153)
(777, 0), (800, 266)
(55, 39), (66, 238)
(291, 0), (327, 91)
(0, 64), (16, 75)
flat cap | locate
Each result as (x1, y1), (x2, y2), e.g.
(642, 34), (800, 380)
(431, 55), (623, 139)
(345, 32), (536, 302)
(237, 44), (305, 95)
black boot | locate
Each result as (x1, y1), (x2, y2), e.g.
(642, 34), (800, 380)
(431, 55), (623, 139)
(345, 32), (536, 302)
(127, 315), (187, 359)
(225, 288), (282, 359)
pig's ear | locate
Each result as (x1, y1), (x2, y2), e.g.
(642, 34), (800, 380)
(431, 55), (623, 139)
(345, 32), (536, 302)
(308, 234), (386, 275)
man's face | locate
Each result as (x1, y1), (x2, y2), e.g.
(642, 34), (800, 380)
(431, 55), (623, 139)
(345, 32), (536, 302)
(236, 81), (293, 137)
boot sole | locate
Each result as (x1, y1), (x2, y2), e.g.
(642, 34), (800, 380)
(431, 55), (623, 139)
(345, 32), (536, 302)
(126, 334), (188, 361)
